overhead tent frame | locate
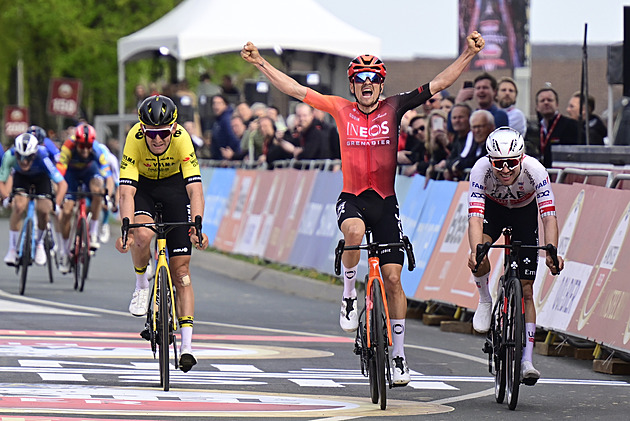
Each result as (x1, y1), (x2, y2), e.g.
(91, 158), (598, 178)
(117, 0), (381, 142)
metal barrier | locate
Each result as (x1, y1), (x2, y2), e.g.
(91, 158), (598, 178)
(556, 168), (613, 187)
(609, 173), (630, 189)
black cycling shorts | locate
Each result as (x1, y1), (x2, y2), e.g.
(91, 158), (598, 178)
(336, 190), (404, 266)
(134, 174), (193, 257)
(12, 172), (53, 199)
(483, 199), (539, 280)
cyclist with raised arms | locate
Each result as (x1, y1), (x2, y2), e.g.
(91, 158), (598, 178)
(0, 133), (67, 266)
(115, 94), (209, 373)
(242, 31), (485, 386)
(467, 126), (564, 383)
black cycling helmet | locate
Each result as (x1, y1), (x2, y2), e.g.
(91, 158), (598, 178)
(138, 95), (178, 127)
(26, 125), (47, 144)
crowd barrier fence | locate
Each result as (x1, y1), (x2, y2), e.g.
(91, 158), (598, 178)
(201, 163), (630, 355)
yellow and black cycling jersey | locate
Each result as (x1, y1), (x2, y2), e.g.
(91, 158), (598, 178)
(119, 122), (201, 187)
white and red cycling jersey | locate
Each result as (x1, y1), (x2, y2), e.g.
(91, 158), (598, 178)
(468, 154), (556, 219)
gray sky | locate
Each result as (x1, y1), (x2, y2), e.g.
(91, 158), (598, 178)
(314, 0), (627, 59)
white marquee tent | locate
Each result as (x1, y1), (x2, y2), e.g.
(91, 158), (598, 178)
(117, 0), (381, 139)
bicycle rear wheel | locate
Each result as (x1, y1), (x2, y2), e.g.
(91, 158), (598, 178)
(157, 266), (170, 391)
(506, 278), (524, 410)
(44, 228), (54, 284)
(493, 288), (506, 404)
(371, 279), (387, 410)
(18, 220), (33, 296)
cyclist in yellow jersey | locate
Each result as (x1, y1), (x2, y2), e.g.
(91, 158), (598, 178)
(115, 95), (209, 373)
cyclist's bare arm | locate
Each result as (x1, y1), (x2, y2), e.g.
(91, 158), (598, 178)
(241, 42), (307, 101)
(185, 182), (209, 250)
(116, 184), (136, 253)
(542, 214), (564, 273)
(54, 179), (68, 208)
(467, 215), (485, 270)
(429, 31), (485, 95)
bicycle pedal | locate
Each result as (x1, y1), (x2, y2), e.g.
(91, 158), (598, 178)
(522, 377), (538, 386)
(140, 328), (151, 341)
(482, 341), (492, 354)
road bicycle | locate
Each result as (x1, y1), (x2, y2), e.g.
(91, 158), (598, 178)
(474, 227), (559, 410)
(121, 203), (202, 392)
(334, 229), (415, 410)
(65, 187), (108, 292)
(13, 188), (55, 295)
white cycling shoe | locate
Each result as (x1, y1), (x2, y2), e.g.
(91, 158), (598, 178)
(339, 297), (358, 332)
(392, 356), (411, 386)
(35, 243), (47, 266)
(4, 248), (17, 266)
(521, 360), (540, 385)
(129, 287), (150, 317)
(473, 301), (492, 333)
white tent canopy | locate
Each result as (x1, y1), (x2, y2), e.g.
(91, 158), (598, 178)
(118, 0), (381, 63)
(117, 0), (381, 140)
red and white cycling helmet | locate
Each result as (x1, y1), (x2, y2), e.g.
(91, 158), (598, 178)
(347, 54), (387, 80)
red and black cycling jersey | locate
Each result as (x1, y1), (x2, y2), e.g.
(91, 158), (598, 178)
(304, 84), (432, 198)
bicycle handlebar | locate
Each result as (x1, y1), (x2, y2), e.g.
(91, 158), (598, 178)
(333, 236), (416, 276)
(473, 241), (561, 276)
(121, 215), (203, 250)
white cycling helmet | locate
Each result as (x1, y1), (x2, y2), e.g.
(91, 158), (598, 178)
(486, 126), (525, 159)
(14, 133), (39, 158)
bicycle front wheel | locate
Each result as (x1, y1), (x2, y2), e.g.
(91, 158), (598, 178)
(506, 278), (524, 410)
(18, 219), (33, 296)
(493, 288), (506, 404)
(371, 279), (387, 410)
(44, 228), (54, 284)
(74, 219), (89, 292)
(157, 266), (170, 391)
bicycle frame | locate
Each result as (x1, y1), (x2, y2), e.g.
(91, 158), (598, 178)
(365, 255), (392, 349)
(16, 193), (38, 264)
(151, 236), (177, 334)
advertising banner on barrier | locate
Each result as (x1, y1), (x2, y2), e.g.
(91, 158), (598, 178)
(395, 174), (414, 208)
(566, 186), (630, 352)
(233, 170), (276, 256)
(264, 169), (317, 263)
(203, 167), (236, 246)
(398, 175), (430, 242)
(401, 178), (458, 296)
(213, 169), (256, 252)
(534, 184), (585, 329)
(413, 182), (503, 308)
(288, 171), (342, 271)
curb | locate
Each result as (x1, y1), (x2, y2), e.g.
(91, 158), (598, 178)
(191, 251), (342, 304)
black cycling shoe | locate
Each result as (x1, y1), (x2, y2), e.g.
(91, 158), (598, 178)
(179, 352), (197, 373)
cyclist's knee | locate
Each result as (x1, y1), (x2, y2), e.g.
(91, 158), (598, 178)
(172, 265), (192, 288)
(342, 222), (364, 244)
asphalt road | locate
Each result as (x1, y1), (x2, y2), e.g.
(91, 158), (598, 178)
(0, 218), (628, 420)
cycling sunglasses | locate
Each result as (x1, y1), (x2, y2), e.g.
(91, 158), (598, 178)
(17, 153), (35, 163)
(353, 72), (383, 84)
(489, 157), (521, 171)
(143, 125), (173, 140)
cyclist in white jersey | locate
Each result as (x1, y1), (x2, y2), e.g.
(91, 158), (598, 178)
(467, 127), (564, 383)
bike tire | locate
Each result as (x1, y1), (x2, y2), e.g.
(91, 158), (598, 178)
(44, 229), (54, 284)
(18, 219), (33, 296)
(493, 288), (507, 404)
(506, 278), (524, 410)
(367, 321), (378, 403)
(372, 279), (387, 410)
(73, 220), (82, 290)
(79, 221), (90, 292)
(157, 266), (170, 391)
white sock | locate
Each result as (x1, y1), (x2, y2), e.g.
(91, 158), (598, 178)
(63, 238), (71, 254)
(474, 273), (492, 303)
(179, 326), (193, 350)
(522, 323), (536, 362)
(9, 230), (18, 250)
(37, 228), (45, 242)
(135, 266), (150, 289)
(391, 319), (406, 359)
(342, 264), (358, 298)
(89, 219), (99, 237)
